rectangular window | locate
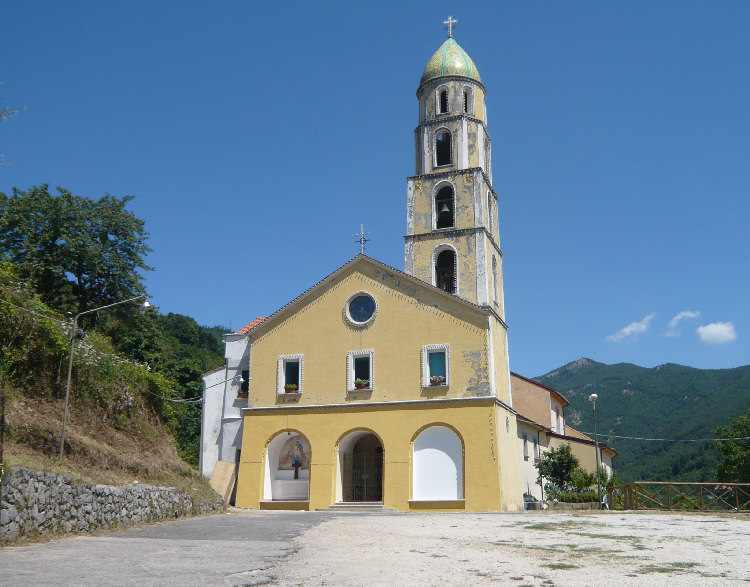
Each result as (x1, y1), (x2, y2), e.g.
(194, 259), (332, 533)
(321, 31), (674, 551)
(347, 349), (374, 391)
(277, 354), (303, 394)
(523, 433), (529, 461)
(533, 437), (539, 459)
(241, 369), (249, 394)
(422, 344), (450, 387)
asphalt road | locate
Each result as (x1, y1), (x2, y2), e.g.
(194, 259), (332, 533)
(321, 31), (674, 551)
(0, 510), (344, 586)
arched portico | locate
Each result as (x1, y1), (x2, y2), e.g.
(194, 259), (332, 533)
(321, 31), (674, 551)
(336, 430), (384, 503)
(412, 424), (464, 501)
(263, 430), (311, 501)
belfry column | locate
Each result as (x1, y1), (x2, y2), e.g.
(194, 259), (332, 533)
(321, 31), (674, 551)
(405, 32), (504, 319)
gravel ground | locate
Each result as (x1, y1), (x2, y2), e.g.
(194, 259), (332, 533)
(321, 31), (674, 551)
(274, 510), (750, 586)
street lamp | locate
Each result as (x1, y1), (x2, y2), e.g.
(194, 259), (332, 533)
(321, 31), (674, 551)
(588, 393), (602, 509)
(59, 295), (153, 460)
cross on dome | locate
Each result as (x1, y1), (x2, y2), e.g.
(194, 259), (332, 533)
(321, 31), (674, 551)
(444, 16), (457, 37)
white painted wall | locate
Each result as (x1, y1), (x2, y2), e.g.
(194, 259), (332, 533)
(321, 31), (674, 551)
(412, 426), (463, 500)
(517, 422), (546, 501)
(200, 368), (224, 478)
(200, 332), (250, 479)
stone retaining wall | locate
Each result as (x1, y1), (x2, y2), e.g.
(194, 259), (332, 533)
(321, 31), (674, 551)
(1, 468), (224, 542)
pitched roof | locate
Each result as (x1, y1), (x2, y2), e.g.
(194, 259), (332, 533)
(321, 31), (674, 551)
(236, 316), (267, 334)
(247, 254), (503, 338)
(511, 371), (570, 407)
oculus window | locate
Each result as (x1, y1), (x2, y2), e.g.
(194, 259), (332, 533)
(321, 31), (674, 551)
(344, 292), (377, 327)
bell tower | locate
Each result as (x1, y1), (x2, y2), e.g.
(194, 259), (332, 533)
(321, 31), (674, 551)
(405, 29), (504, 319)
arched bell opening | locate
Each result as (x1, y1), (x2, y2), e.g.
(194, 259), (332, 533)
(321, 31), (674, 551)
(263, 431), (311, 501)
(435, 249), (457, 294)
(336, 430), (384, 503)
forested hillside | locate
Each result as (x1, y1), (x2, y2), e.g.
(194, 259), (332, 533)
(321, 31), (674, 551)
(536, 358), (750, 482)
(0, 186), (228, 480)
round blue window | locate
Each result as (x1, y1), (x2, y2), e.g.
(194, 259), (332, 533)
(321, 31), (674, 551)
(348, 294), (376, 324)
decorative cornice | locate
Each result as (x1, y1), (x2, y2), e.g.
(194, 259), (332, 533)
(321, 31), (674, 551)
(414, 114), (486, 134)
(417, 75), (486, 96)
(404, 227), (503, 257)
(243, 395), (515, 414)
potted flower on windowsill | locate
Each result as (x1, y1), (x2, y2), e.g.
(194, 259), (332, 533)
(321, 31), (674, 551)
(430, 375), (445, 386)
(284, 383), (298, 394)
(354, 379), (370, 390)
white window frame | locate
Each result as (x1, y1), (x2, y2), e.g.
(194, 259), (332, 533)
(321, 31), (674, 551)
(421, 344), (450, 388)
(277, 354), (303, 395)
(347, 349), (374, 392)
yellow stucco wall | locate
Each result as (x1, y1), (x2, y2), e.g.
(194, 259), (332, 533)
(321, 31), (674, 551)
(247, 259), (496, 406)
(236, 399), (524, 512)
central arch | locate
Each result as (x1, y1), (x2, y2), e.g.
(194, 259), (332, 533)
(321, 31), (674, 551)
(336, 430), (384, 503)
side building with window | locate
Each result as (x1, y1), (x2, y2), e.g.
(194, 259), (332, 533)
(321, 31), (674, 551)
(511, 373), (617, 502)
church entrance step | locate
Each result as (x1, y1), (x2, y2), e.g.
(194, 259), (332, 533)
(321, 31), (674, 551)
(321, 502), (396, 513)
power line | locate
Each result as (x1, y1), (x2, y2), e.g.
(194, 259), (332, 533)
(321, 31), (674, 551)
(581, 432), (750, 443)
(0, 297), (66, 323)
(2, 297), (205, 405)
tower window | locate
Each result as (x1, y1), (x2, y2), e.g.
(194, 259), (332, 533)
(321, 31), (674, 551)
(439, 89), (449, 114)
(435, 186), (455, 229)
(435, 249), (457, 294)
(463, 91), (468, 113)
(435, 130), (452, 166)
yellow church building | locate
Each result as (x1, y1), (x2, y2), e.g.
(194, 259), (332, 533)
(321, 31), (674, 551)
(203, 30), (528, 512)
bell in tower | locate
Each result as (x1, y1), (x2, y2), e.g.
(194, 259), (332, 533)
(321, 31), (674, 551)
(405, 21), (505, 320)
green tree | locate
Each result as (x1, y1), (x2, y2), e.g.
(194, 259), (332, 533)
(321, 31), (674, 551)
(0, 185), (152, 314)
(711, 410), (750, 483)
(570, 467), (597, 492)
(535, 443), (580, 491)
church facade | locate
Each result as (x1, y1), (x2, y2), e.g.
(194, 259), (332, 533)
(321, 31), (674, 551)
(201, 31), (603, 511)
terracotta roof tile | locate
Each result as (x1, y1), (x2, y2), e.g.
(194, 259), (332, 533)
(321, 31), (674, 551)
(564, 426), (594, 442)
(236, 317), (267, 334)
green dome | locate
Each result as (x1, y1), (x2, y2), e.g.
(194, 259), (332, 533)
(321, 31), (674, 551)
(420, 37), (482, 86)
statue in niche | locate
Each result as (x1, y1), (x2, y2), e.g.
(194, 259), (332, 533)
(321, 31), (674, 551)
(278, 435), (310, 476)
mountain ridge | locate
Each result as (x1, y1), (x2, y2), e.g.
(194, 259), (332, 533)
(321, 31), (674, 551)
(533, 358), (750, 481)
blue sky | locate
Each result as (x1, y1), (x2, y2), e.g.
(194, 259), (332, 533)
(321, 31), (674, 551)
(2, 2), (748, 377)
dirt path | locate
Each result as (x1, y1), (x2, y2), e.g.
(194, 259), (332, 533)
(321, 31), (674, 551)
(275, 511), (750, 586)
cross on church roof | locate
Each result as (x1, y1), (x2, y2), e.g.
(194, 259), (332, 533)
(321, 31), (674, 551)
(444, 16), (457, 37)
(353, 224), (372, 254)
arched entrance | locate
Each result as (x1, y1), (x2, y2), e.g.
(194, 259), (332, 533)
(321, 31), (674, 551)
(263, 431), (311, 501)
(337, 431), (384, 503)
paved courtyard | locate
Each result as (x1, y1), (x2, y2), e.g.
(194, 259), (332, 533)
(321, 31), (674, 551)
(0, 509), (748, 586)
